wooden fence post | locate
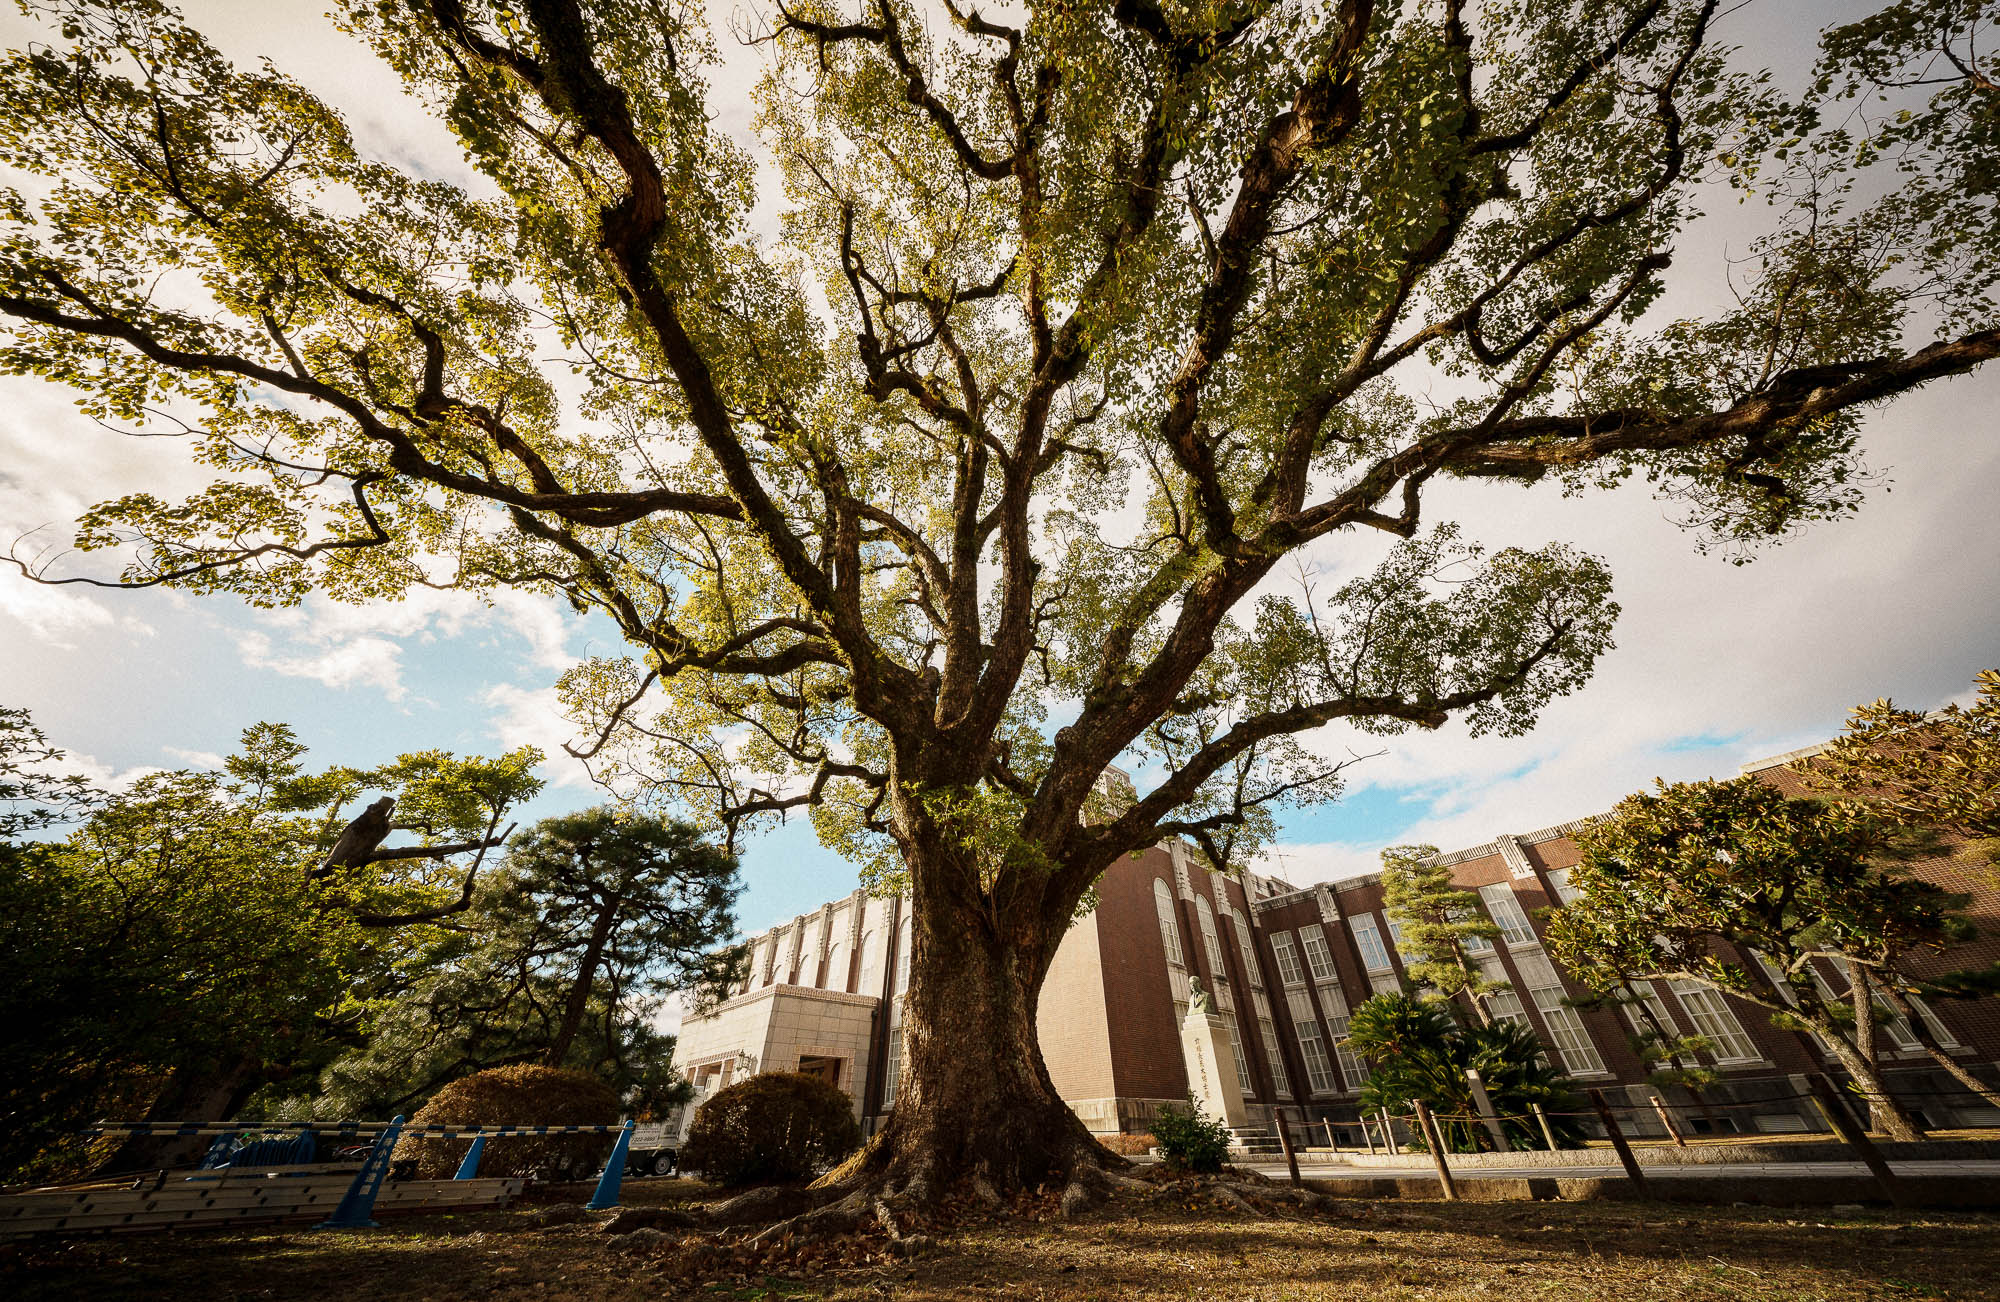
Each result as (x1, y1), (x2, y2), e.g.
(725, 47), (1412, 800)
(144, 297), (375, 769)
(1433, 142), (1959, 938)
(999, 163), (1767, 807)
(1411, 1102), (1458, 1201)
(1274, 1113), (1302, 1186)
(1651, 1095), (1688, 1147)
(1806, 1072), (1911, 1208)
(1531, 1103), (1559, 1152)
(1588, 1090), (1649, 1199)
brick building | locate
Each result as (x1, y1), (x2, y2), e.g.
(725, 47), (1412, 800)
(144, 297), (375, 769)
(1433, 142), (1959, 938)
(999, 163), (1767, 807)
(668, 748), (2000, 1142)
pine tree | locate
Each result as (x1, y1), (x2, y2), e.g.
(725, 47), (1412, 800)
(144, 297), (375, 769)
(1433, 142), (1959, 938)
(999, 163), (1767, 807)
(1379, 845), (1509, 1027)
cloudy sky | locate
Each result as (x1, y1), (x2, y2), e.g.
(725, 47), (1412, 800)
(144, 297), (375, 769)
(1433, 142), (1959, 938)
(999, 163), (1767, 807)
(2, 0), (1995, 941)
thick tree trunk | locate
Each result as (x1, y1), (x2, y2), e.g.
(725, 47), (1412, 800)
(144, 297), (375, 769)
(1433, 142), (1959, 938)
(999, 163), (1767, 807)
(95, 1054), (263, 1174)
(827, 855), (1109, 1198)
(1803, 1010), (1928, 1141)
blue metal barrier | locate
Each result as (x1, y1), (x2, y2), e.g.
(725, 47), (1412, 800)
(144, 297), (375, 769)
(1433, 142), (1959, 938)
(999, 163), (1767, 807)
(585, 1120), (635, 1210)
(315, 1115), (405, 1230)
(454, 1133), (487, 1180)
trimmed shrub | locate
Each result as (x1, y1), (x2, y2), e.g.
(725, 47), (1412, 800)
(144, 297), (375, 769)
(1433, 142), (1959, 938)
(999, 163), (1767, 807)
(1097, 1131), (1157, 1156)
(1152, 1101), (1231, 1173)
(676, 1072), (862, 1187)
(397, 1064), (620, 1180)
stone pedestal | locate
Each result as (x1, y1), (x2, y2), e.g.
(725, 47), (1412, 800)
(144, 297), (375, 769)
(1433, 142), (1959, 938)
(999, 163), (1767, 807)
(1179, 1008), (1250, 1128)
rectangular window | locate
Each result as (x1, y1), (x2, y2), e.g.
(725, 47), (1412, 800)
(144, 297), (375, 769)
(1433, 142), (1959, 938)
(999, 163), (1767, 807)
(1154, 879), (1185, 968)
(1316, 983), (1364, 1089)
(1259, 1017), (1290, 1098)
(1668, 981), (1761, 1063)
(1286, 988), (1335, 1093)
(1478, 884), (1538, 947)
(1478, 958), (1531, 1029)
(1231, 915), (1266, 988)
(1221, 1010), (1255, 1096)
(1196, 897), (1228, 982)
(1622, 980), (1681, 1040)
(1270, 934), (1306, 986)
(1169, 964), (1192, 1025)
(1278, 994), (1332, 1097)
(1349, 915), (1393, 972)
(1456, 907), (1495, 956)
(1878, 1002), (1924, 1052)
(1834, 958), (1954, 1051)
(1514, 952), (1604, 1074)
(1299, 925), (1337, 982)
(1910, 995), (1959, 1049)
(1545, 868), (1579, 905)
(881, 1027), (903, 1105)
(1369, 971), (1403, 997)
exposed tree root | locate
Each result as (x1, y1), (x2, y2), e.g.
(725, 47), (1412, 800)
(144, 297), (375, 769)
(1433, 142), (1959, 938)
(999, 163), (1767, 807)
(605, 1159), (1362, 1285)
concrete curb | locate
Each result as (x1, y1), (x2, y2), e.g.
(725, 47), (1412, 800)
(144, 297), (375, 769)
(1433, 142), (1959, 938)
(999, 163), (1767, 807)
(1280, 1138), (2000, 1170)
(1299, 1173), (2000, 1208)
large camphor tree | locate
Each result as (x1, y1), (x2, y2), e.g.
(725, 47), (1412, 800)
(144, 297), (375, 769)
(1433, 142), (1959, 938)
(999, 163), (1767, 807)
(1, 0), (1996, 1202)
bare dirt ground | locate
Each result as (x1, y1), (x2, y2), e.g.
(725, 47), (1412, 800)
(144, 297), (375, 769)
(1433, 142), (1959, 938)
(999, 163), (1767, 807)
(3, 1175), (1995, 1302)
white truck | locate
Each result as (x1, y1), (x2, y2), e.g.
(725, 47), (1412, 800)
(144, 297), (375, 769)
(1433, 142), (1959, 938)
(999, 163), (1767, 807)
(622, 1119), (679, 1177)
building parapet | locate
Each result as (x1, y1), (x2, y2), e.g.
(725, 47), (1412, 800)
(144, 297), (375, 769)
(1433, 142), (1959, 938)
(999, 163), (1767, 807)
(1740, 742), (1832, 774)
(685, 980), (880, 1024)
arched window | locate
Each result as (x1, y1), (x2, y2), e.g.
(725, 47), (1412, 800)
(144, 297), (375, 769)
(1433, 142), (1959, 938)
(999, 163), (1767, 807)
(1153, 878), (1184, 967)
(797, 928), (821, 987)
(825, 940), (846, 991)
(857, 930), (878, 995)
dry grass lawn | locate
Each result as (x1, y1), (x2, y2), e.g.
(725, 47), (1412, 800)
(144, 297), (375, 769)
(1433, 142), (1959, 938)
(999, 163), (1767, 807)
(3, 1175), (1995, 1302)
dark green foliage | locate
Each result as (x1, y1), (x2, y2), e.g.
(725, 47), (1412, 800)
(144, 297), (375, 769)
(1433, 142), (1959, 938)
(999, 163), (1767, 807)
(1150, 1100), (1233, 1173)
(1348, 992), (1586, 1153)
(274, 808), (741, 1120)
(0, 709), (539, 1181)
(1545, 774), (1973, 1138)
(1379, 844), (1508, 1021)
(676, 1072), (863, 1188)
(1802, 668), (2000, 882)
(397, 1064), (620, 1181)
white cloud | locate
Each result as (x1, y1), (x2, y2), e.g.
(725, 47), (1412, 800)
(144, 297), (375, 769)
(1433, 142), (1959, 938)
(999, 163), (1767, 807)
(1243, 355), (2000, 880)
(1256, 841), (1383, 887)
(479, 682), (598, 789)
(161, 745), (227, 769)
(225, 588), (586, 708)
(0, 571), (129, 647)
(239, 629), (408, 701)
(649, 990), (690, 1037)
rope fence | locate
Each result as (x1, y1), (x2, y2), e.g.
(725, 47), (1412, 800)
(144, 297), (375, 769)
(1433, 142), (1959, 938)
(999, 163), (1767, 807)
(84, 1121), (640, 1141)
(1278, 1069), (1984, 1206)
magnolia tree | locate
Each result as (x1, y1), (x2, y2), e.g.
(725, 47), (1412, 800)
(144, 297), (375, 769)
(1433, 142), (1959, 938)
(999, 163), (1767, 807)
(1544, 776), (1985, 1140)
(1803, 669), (2000, 880)
(2, 0), (1997, 1202)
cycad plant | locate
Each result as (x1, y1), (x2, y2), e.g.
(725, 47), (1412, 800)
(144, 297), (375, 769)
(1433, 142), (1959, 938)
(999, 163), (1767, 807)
(1349, 992), (1587, 1153)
